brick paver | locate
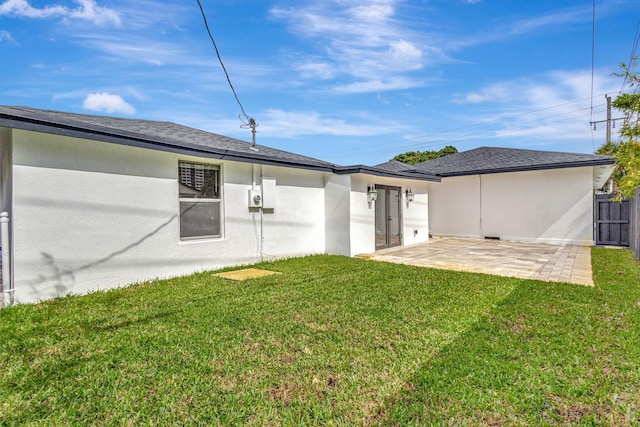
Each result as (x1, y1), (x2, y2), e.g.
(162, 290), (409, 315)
(360, 237), (593, 286)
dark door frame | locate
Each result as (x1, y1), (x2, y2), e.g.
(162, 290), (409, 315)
(375, 184), (403, 250)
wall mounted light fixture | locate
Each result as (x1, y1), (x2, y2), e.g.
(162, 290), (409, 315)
(406, 187), (415, 202)
(367, 184), (378, 203)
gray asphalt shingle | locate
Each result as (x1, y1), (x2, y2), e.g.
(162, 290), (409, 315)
(410, 146), (615, 176)
(373, 160), (414, 173)
(0, 107), (615, 180)
(0, 106), (338, 170)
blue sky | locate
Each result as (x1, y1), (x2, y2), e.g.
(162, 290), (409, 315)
(1, 0), (639, 166)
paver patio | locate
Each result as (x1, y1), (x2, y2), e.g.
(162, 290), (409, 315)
(360, 237), (593, 286)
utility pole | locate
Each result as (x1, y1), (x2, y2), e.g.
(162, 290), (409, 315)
(606, 94), (612, 144)
(590, 94), (624, 144)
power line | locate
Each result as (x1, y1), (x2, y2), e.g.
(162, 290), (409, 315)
(590, 0), (596, 151)
(619, 17), (640, 94)
(319, 98), (609, 162)
(317, 95), (608, 158)
(360, 104), (603, 159)
(195, 0), (258, 145)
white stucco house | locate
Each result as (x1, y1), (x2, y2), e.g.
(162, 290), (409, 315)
(0, 106), (440, 303)
(0, 106), (615, 303)
(376, 147), (616, 246)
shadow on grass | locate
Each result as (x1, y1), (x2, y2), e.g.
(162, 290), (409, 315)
(81, 308), (179, 332)
(378, 249), (640, 426)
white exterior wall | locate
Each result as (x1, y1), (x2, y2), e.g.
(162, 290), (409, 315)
(10, 130), (328, 303)
(324, 174), (351, 256)
(428, 168), (595, 245)
(402, 182), (430, 246)
(428, 175), (482, 238)
(348, 174), (430, 255)
(481, 168), (594, 245)
(349, 175), (375, 256)
(260, 165), (326, 259)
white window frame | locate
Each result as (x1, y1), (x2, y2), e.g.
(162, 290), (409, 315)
(178, 161), (222, 240)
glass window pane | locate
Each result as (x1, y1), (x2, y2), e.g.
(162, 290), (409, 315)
(375, 187), (387, 249)
(389, 188), (400, 237)
(180, 201), (221, 239)
(179, 162), (220, 199)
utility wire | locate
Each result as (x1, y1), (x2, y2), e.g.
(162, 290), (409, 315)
(318, 97), (609, 161)
(317, 95), (608, 158)
(619, 17), (640, 94)
(358, 104), (604, 159)
(590, 0), (596, 150)
(195, 0), (258, 144)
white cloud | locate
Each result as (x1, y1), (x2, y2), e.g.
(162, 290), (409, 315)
(295, 60), (335, 80)
(67, 0), (121, 26)
(73, 34), (183, 65)
(271, 0), (437, 93)
(348, 3), (394, 22)
(450, 70), (619, 108)
(82, 92), (136, 114)
(450, 92), (492, 104)
(388, 39), (423, 70)
(271, 1), (591, 96)
(442, 69), (622, 151)
(450, 82), (515, 104)
(258, 109), (394, 138)
(0, 29), (16, 44)
(449, 6), (591, 50)
(0, 0), (120, 26)
(332, 77), (424, 94)
(202, 109), (407, 139)
(0, 0), (66, 18)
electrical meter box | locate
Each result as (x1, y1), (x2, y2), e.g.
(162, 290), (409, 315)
(248, 178), (275, 209)
(261, 177), (276, 209)
(248, 189), (262, 207)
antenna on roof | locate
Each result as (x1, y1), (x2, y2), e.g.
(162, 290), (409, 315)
(196, 0), (259, 149)
(240, 113), (258, 148)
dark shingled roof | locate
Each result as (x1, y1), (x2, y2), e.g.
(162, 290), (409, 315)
(410, 146), (615, 176)
(374, 160), (414, 173)
(0, 106), (441, 181)
(0, 106), (338, 171)
(333, 164), (439, 181)
(0, 107), (611, 181)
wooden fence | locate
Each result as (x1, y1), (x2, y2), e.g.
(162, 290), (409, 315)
(595, 187), (640, 260)
(631, 186), (640, 260)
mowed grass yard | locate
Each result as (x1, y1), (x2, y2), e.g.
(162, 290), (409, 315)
(1, 248), (639, 426)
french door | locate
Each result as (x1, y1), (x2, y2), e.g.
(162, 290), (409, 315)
(375, 185), (402, 250)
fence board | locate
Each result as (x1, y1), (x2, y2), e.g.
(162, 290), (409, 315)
(631, 187), (640, 260)
(595, 194), (631, 246)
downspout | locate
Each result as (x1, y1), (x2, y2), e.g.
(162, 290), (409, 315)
(251, 164), (260, 261)
(479, 175), (483, 238)
(260, 165), (264, 262)
(1, 212), (12, 307)
(250, 164), (265, 262)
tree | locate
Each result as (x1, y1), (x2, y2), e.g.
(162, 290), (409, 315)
(598, 58), (640, 198)
(391, 145), (458, 164)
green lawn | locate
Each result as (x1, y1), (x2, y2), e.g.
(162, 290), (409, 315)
(1, 248), (639, 426)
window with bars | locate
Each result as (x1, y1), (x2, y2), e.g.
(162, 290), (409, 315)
(178, 161), (222, 239)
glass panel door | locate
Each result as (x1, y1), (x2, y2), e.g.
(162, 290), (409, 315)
(374, 185), (402, 250)
(375, 187), (388, 250)
(388, 187), (401, 248)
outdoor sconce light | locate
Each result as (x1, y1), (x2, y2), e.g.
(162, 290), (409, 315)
(406, 188), (415, 202)
(367, 184), (378, 203)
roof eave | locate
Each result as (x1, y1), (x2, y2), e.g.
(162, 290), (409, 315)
(335, 165), (441, 182)
(436, 159), (617, 177)
(0, 114), (336, 173)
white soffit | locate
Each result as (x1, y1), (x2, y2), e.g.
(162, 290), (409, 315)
(593, 164), (616, 189)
